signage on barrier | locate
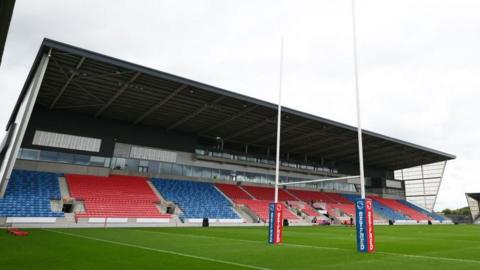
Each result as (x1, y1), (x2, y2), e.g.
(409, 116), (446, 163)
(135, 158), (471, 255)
(355, 198), (375, 253)
(268, 202), (283, 244)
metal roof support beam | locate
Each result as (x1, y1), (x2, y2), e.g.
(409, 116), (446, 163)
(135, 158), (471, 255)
(280, 130), (327, 147)
(307, 138), (359, 156)
(55, 103), (104, 109)
(167, 96), (226, 130)
(225, 116), (277, 141)
(336, 142), (395, 160)
(50, 57), (105, 104)
(49, 56), (85, 109)
(95, 72), (141, 118)
(364, 148), (414, 164)
(322, 139), (384, 159)
(283, 131), (345, 153)
(367, 151), (423, 167)
(249, 120), (311, 145)
(200, 105), (258, 135)
(133, 84), (187, 125)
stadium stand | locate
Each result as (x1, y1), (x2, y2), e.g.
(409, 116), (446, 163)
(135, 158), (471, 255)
(286, 201), (320, 217)
(215, 183), (253, 200)
(151, 179), (240, 220)
(342, 194), (410, 221)
(67, 174), (167, 218)
(214, 183), (300, 221)
(241, 185), (297, 201)
(234, 199), (299, 221)
(287, 189), (336, 203)
(0, 170), (63, 217)
(370, 196), (429, 221)
(398, 200), (444, 221)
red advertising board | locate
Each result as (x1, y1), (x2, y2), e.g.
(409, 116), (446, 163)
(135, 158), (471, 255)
(365, 199), (375, 253)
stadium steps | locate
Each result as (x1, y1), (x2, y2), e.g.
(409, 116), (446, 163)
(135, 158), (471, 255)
(234, 199), (300, 222)
(284, 190), (303, 201)
(238, 186), (256, 199)
(213, 185), (249, 222)
(58, 177), (70, 198)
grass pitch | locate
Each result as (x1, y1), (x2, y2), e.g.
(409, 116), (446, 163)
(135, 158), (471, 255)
(1, 225), (479, 270)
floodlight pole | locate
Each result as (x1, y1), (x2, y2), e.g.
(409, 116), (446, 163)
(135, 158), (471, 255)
(274, 37), (284, 204)
(351, 0), (366, 200)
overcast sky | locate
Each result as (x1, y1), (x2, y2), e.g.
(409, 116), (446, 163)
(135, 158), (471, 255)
(1, 0), (478, 210)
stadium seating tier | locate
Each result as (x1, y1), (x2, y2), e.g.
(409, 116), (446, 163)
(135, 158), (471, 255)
(67, 174), (168, 218)
(151, 179), (240, 220)
(0, 170), (63, 217)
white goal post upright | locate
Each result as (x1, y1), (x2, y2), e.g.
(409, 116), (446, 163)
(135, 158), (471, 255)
(274, 37), (284, 204)
(351, 0), (366, 200)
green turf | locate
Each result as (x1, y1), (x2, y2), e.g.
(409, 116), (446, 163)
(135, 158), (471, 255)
(1, 225), (479, 270)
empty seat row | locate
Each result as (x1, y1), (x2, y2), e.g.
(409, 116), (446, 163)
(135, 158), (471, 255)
(151, 179), (240, 219)
(0, 170), (64, 217)
(67, 174), (167, 218)
(235, 199), (299, 221)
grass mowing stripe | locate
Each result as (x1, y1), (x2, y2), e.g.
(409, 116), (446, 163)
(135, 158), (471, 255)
(121, 228), (343, 251)
(43, 229), (271, 270)
(123, 228), (480, 265)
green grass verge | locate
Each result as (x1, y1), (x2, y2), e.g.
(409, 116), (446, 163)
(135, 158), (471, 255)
(1, 225), (479, 270)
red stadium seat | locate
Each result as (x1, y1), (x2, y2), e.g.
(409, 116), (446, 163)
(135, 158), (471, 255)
(241, 186), (297, 201)
(235, 199), (299, 221)
(215, 183), (253, 200)
(67, 174), (170, 219)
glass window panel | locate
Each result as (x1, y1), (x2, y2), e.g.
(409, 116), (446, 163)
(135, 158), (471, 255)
(73, 154), (90, 165)
(57, 152), (74, 163)
(90, 156), (106, 166)
(201, 167), (212, 179)
(149, 161), (160, 174)
(192, 166), (202, 178)
(19, 149), (40, 160)
(182, 165), (192, 177)
(172, 164), (182, 176)
(125, 159), (139, 171)
(39, 150), (58, 162)
(161, 162), (172, 175)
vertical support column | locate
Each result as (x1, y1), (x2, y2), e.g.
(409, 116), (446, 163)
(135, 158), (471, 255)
(420, 164), (427, 209)
(0, 52), (50, 197)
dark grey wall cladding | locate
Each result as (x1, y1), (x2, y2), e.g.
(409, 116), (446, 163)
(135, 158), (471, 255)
(21, 105), (197, 156)
(335, 161), (392, 182)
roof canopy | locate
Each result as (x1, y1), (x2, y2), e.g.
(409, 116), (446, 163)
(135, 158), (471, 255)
(0, 0), (15, 66)
(9, 39), (455, 171)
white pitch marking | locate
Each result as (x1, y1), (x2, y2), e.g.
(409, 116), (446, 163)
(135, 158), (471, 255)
(122, 228), (480, 265)
(43, 229), (271, 270)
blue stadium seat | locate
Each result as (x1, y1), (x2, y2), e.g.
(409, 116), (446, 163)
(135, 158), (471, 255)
(398, 200), (445, 221)
(151, 178), (239, 219)
(0, 170), (64, 217)
(342, 194), (410, 221)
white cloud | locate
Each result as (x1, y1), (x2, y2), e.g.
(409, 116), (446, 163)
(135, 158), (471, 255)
(1, 0), (477, 210)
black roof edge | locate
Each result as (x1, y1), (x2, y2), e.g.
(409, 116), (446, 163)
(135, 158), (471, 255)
(6, 38), (456, 162)
(0, 0), (16, 66)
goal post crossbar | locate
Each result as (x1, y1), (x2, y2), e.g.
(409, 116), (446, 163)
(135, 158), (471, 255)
(278, 175), (360, 186)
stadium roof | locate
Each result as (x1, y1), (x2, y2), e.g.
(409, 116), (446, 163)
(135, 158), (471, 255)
(0, 0), (15, 66)
(8, 39), (455, 170)
(466, 193), (480, 200)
